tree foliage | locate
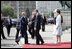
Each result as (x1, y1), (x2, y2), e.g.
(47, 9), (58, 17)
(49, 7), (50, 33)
(1, 4), (15, 17)
(25, 8), (30, 18)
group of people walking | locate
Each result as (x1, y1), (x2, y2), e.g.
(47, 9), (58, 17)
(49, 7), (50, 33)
(1, 9), (63, 45)
(15, 9), (46, 45)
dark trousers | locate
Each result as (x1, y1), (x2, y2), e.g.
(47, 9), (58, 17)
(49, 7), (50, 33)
(35, 29), (44, 44)
(42, 24), (45, 31)
(21, 30), (28, 44)
(15, 29), (20, 40)
(7, 26), (11, 36)
(1, 27), (6, 39)
(28, 27), (34, 39)
(16, 29), (28, 44)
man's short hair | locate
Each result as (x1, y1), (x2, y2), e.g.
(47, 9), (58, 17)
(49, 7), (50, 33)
(35, 9), (38, 12)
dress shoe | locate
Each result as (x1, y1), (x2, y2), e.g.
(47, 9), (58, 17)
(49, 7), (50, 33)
(41, 42), (44, 44)
(36, 43), (40, 45)
(15, 41), (19, 45)
(3, 38), (7, 39)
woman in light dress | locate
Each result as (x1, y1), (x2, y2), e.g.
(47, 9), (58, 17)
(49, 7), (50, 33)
(53, 9), (62, 43)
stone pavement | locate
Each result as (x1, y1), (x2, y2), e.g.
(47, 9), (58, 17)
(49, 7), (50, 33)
(1, 24), (71, 48)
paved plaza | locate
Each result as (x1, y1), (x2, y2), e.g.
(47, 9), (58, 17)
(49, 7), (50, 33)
(1, 24), (71, 48)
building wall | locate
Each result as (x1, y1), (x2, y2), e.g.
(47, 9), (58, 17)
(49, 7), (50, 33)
(36, 1), (63, 13)
(61, 11), (71, 26)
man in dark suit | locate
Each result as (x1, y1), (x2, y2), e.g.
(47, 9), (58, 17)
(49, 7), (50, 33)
(34, 9), (44, 45)
(54, 17), (56, 25)
(15, 12), (29, 44)
(15, 18), (21, 41)
(1, 13), (7, 39)
(6, 16), (12, 37)
(28, 12), (35, 39)
(42, 15), (46, 32)
(28, 18), (35, 39)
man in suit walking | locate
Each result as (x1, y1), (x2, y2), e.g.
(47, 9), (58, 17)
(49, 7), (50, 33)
(28, 12), (35, 39)
(15, 18), (21, 41)
(6, 16), (12, 37)
(41, 14), (46, 32)
(15, 12), (29, 44)
(34, 9), (44, 45)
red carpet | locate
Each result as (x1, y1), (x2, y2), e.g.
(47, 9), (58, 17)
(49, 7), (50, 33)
(22, 42), (71, 48)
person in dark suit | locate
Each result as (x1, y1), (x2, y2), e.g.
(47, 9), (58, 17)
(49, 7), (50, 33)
(41, 14), (46, 32)
(15, 12), (29, 44)
(15, 18), (21, 41)
(54, 17), (56, 25)
(6, 16), (12, 37)
(34, 9), (44, 45)
(28, 12), (35, 39)
(1, 13), (6, 39)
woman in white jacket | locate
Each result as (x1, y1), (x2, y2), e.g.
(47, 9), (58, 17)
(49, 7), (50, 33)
(53, 9), (62, 43)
